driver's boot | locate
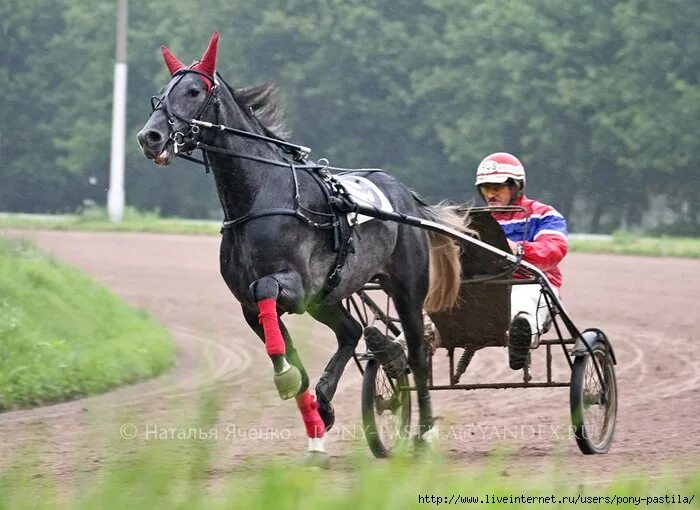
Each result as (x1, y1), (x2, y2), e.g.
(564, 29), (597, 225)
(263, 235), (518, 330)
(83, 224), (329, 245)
(508, 313), (533, 370)
(363, 326), (407, 379)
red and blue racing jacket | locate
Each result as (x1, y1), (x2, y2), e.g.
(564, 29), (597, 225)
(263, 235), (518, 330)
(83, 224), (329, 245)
(491, 195), (568, 288)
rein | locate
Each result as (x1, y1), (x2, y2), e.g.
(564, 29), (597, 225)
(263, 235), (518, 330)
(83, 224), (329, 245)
(191, 119), (311, 161)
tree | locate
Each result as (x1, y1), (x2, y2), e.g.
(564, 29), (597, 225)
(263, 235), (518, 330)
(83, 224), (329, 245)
(1, 0), (697, 232)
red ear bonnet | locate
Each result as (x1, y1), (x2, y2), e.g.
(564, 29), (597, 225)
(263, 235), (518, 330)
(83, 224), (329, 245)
(161, 45), (185, 75)
(194, 32), (218, 78)
(161, 32), (218, 91)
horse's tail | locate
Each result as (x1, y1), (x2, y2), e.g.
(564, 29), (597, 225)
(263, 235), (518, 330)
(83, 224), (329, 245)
(416, 198), (473, 313)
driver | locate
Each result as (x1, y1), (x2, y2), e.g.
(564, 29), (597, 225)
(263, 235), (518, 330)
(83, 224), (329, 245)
(474, 152), (569, 370)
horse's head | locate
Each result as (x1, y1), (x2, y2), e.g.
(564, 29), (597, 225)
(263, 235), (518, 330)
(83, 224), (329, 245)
(137, 32), (220, 166)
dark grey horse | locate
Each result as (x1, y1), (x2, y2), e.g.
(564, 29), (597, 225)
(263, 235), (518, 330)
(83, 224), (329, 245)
(137, 33), (467, 464)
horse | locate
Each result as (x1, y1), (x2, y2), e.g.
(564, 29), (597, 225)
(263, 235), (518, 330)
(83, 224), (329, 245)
(137, 32), (468, 465)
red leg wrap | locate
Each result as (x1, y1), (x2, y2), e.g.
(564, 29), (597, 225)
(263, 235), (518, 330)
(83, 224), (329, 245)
(296, 390), (325, 439)
(257, 298), (285, 356)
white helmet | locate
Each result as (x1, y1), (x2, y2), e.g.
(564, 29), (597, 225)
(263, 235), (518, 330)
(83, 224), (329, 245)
(474, 152), (526, 190)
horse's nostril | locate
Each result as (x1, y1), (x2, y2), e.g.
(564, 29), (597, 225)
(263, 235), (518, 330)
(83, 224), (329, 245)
(137, 129), (163, 148)
(145, 131), (163, 144)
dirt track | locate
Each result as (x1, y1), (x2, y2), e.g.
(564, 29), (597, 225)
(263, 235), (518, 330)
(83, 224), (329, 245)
(1, 230), (698, 484)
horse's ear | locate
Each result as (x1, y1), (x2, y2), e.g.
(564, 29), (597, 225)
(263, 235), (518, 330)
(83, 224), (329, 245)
(161, 45), (184, 75)
(197, 32), (219, 77)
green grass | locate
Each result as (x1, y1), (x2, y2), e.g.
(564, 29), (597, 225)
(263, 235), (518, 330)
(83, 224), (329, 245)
(0, 432), (697, 509)
(0, 237), (175, 409)
(570, 231), (700, 258)
(0, 207), (220, 236)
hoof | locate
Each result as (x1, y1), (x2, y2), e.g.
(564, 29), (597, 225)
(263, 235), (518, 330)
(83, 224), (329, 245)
(413, 435), (437, 459)
(273, 365), (302, 400)
(316, 391), (335, 431)
(303, 450), (330, 470)
(413, 423), (439, 457)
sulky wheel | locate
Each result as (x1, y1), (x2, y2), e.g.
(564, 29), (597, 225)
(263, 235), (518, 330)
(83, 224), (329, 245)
(361, 358), (412, 458)
(570, 340), (618, 454)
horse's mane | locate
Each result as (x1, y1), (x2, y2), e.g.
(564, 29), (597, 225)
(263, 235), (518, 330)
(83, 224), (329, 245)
(223, 77), (290, 141)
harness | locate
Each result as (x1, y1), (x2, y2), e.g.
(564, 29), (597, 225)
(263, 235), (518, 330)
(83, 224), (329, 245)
(150, 68), (381, 301)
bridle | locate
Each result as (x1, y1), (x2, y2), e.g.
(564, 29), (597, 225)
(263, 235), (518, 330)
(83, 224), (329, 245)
(149, 68), (221, 156)
(149, 68), (312, 164)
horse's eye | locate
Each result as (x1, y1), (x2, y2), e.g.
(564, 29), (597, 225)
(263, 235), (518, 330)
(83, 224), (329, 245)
(188, 89), (200, 98)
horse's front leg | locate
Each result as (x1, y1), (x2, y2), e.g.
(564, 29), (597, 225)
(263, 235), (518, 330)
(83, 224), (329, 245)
(308, 303), (363, 431)
(243, 273), (327, 465)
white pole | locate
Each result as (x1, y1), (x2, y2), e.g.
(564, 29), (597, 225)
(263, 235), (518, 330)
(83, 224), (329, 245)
(108, 0), (128, 222)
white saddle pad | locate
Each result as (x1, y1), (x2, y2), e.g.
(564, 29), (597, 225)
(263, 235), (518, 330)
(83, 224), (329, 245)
(336, 175), (394, 225)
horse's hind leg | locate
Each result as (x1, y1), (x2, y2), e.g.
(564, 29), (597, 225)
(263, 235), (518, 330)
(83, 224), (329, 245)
(308, 303), (363, 431)
(392, 290), (435, 439)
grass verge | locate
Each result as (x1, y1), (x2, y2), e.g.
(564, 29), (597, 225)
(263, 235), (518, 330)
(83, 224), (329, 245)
(0, 237), (175, 410)
(0, 208), (220, 236)
(570, 231), (700, 259)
